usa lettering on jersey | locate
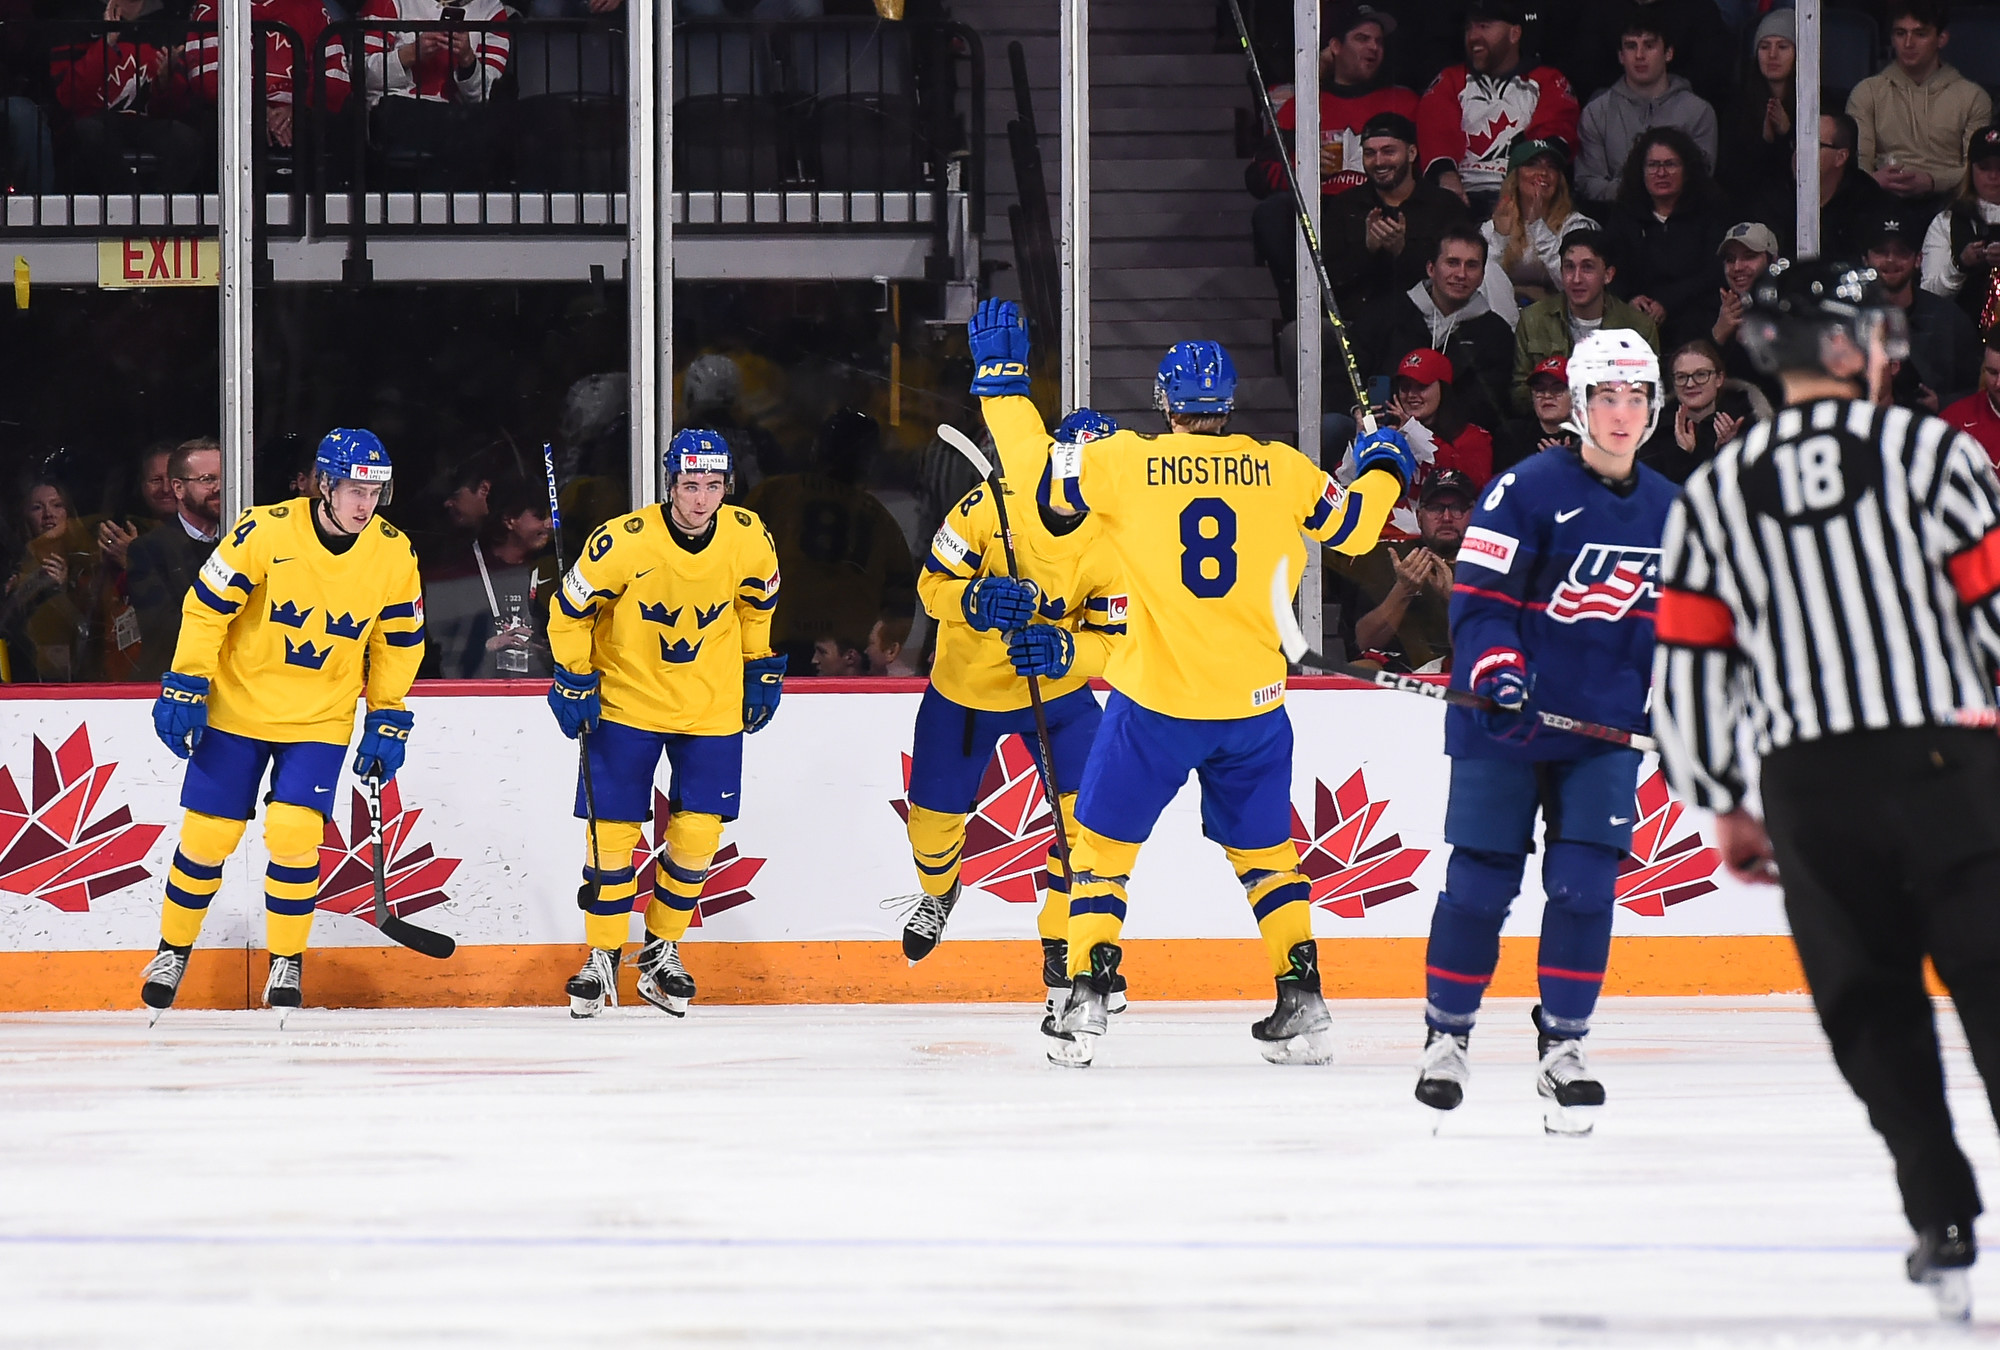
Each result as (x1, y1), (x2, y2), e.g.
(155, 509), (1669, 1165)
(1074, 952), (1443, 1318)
(1547, 545), (1661, 624)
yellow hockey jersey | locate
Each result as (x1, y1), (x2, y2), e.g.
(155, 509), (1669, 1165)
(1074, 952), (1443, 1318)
(548, 504), (780, 736)
(174, 500), (426, 743)
(1015, 393), (1402, 719)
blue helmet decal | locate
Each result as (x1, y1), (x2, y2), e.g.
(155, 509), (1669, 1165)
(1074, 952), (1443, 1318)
(315, 428), (392, 484)
(1053, 407), (1118, 446)
(1154, 341), (1237, 414)
(666, 427), (734, 481)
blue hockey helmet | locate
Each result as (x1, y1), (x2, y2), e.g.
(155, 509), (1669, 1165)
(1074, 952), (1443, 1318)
(1053, 407), (1118, 446)
(665, 427), (734, 485)
(315, 428), (393, 502)
(1155, 342), (1237, 416)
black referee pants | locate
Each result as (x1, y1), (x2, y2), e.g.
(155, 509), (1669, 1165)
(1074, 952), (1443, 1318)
(1763, 728), (2000, 1231)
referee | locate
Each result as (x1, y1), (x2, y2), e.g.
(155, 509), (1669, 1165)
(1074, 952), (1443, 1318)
(1652, 258), (2000, 1322)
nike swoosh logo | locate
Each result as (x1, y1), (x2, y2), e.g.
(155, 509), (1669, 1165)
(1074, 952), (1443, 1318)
(720, 791), (737, 798)
(1609, 816), (1630, 825)
(1555, 508), (1584, 523)
(272, 556), (293, 564)
(313, 786), (330, 795)
(635, 568), (655, 579)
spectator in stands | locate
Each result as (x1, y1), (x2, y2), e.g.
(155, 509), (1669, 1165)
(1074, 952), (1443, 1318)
(1766, 111), (1893, 259)
(1511, 228), (1659, 411)
(1416, 0), (1579, 215)
(1351, 225), (1515, 432)
(1323, 112), (1468, 319)
(1246, 3), (1416, 204)
(1940, 327), (2000, 467)
(1326, 468), (1472, 674)
(1718, 8), (1795, 205)
(125, 437), (221, 680)
(1560, 0), (1734, 110)
(1848, 1), (1991, 211)
(2, 478), (96, 681)
(1639, 339), (1766, 485)
(1496, 352), (1580, 470)
(1395, 347), (1493, 485)
(1481, 137), (1599, 312)
(864, 612), (916, 676)
(188, 0), (349, 160)
(51, 0), (201, 193)
(360, 0), (511, 190)
(1572, 14), (1717, 210)
(1705, 220), (1779, 374)
(1922, 125), (2000, 326)
(422, 477), (556, 679)
(95, 439), (181, 573)
(1603, 126), (1727, 348)
(811, 630), (866, 677)
(745, 407), (916, 678)
(1868, 209), (1982, 409)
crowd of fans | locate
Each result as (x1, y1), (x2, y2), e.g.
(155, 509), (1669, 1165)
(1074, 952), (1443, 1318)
(1260, 0), (2000, 673)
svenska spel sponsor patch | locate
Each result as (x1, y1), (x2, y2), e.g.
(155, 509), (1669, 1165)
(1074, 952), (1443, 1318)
(1458, 526), (1519, 572)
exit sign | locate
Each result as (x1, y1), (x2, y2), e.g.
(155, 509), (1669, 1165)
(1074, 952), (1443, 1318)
(98, 238), (218, 289)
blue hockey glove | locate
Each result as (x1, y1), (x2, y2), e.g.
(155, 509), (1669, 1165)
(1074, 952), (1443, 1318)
(1007, 624), (1075, 679)
(1469, 647), (1537, 744)
(968, 298), (1032, 398)
(743, 653), (787, 733)
(547, 667), (601, 740)
(153, 671), (210, 759)
(1354, 426), (1417, 493)
(962, 575), (1038, 632)
(352, 708), (415, 782)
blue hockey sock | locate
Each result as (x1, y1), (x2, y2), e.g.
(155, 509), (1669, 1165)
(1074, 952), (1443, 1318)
(1424, 847), (1525, 1033)
(1536, 840), (1621, 1036)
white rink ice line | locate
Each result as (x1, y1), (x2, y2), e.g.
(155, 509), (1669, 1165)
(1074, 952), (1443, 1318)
(5, 997), (2000, 1348)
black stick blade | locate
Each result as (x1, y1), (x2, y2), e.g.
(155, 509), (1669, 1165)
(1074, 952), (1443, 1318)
(381, 916), (456, 960)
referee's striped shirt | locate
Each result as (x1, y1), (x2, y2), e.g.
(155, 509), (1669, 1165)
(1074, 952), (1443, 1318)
(1653, 398), (2000, 813)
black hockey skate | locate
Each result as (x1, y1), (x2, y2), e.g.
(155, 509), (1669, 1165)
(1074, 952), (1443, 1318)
(1908, 1220), (1976, 1321)
(1048, 942), (1121, 1068)
(1415, 1026), (1471, 1114)
(264, 953), (303, 1027)
(1533, 1004), (1604, 1135)
(140, 942), (191, 1025)
(1252, 941), (1335, 1065)
(566, 947), (620, 1019)
(900, 882), (960, 963)
(1040, 937), (1070, 1039)
(635, 937), (695, 1017)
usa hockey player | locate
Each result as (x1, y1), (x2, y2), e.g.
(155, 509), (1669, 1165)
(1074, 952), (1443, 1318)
(1415, 329), (1678, 1134)
(902, 379), (1128, 1031)
(545, 429), (783, 1018)
(967, 302), (1415, 1066)
(140, 429), (426, 1018)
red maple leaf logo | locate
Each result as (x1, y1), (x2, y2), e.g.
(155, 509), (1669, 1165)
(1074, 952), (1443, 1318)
(0, 725), (165, 912)
(631, 786), (765, 925)
(314, 779), (461, 925)
(1616, 769), (1722, 915)
(1290, 769), (1429, 917)
(890, 735), (1053, 904)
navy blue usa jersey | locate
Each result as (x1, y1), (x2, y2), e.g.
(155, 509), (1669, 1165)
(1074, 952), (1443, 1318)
(1446, 447), (1678, 760)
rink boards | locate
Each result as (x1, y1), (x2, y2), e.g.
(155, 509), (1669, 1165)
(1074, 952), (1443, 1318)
(0, 679), (1805, 1009)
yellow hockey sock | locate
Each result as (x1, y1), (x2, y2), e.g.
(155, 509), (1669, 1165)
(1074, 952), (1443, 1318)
(160, 811), (245, 949)
(904, 803), (966, 899)
(1227, 840), (1315, 977)
(580, 819), (645, 951)
(645, 812), (723, 942)
(263, 802), (324, 958)
(1038, 792), (1080, 941)
(1067, 827), (1141, 977)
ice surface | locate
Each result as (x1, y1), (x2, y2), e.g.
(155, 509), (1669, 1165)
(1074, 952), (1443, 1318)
(5, 997), (2000, 1347)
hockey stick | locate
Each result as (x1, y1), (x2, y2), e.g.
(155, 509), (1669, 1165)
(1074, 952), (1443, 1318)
(544, 443), (603, 906)
(938, 424), (1077, 889)
(364, 772), (456, 959)
(1270, 559), (1659, 753)
(1221, 0), (1376, 436)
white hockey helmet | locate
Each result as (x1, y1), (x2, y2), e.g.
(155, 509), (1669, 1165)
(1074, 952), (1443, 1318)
(1566, 329), (1663, 448)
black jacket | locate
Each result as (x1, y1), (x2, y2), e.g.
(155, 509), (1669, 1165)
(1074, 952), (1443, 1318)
(125, 519), (216, 680)
(1325, 180), (1470, 314)
(1604, 200), (1727, 348)
(1348, 285), (1516, 431)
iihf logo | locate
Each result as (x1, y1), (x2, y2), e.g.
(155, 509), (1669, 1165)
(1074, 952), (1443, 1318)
(1547, 545), (1661, 624)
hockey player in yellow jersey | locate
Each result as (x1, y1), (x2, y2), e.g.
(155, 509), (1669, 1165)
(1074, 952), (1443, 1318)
(901, 401), (1128, 1029)
(545, 429), (784, 1018)
(140, 429), (426, 1018)
(963, 300), (1416, 1066)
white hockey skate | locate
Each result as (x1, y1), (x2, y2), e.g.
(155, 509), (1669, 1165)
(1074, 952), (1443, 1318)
(1415, 1027), (1471, 1124)
(1909, 1222), (1976, 1321)
(140, 943), (190, 1026)
(566, 947), (620, 1019)
(1534, 1005), (1604, 1136)
(263, 954), (303, 1028)
(1251, 941), (1335, 1066)
(1048, 942), (1121, 1068)
(634, 937), (694, 1017)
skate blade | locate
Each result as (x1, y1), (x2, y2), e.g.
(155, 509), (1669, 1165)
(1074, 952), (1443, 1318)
(274, 1007), (292, 1031)
(637, 989), (690, 1017)
(1922, 1268), (1973, 1322)
(1258, 1028), (1336, 1066)
(1047, 1031), (1097, 1068)
(1542, 1102), (1598, 1136)
(568, 995), (606, 1019)
(1107, 990), (1127, 1015)
(146, 1006), (165, 1029)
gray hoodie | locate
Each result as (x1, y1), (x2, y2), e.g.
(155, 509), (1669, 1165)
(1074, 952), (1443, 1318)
(1573, 75), (1719, 205)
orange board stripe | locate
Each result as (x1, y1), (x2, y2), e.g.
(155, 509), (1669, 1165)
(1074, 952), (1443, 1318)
(0, 936), (1815, 1011)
